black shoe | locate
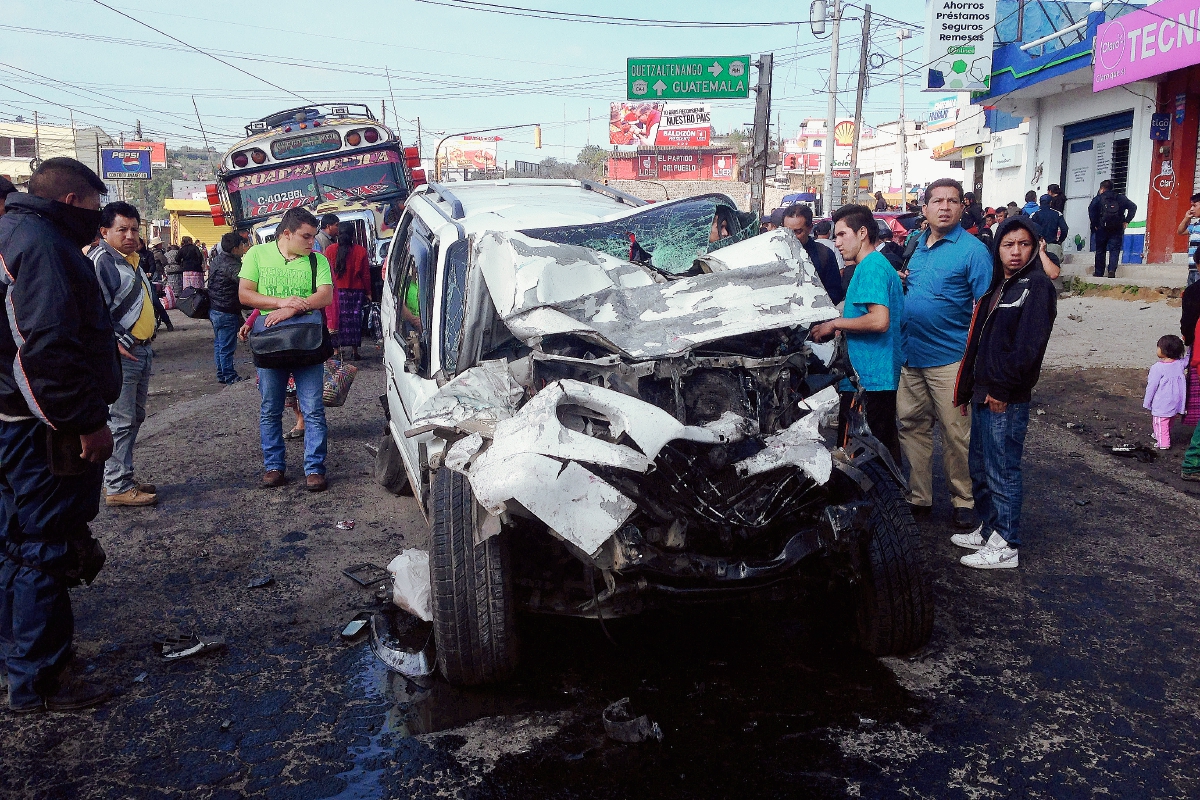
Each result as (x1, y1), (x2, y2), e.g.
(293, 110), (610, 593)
(1093, 271), (1104, 278)
(43, 673), (111, 712)
(908, 502), (932, 517)
(1106, 271), (1117, 279)
(951, 507), (977, 529)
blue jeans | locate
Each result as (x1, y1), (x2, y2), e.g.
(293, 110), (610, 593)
(968, 402), (1030, 547)
(104, 343), (152, 495)
(257, 363), (326, 476)
(0, 419), (104, 707)
(209, 309), (242, 383)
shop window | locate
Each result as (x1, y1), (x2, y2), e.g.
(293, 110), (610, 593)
(12, 138), (35, 158)
(1110, 138), (1130, 196)
(0, 137), (10, 157)
(949, 160), (964, 170)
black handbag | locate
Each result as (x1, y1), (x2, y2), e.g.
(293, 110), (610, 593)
(248, 254), (334, 369)
(177, 287), (211, 319)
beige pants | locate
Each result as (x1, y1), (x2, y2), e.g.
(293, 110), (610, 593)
(897, 362), (973, 509)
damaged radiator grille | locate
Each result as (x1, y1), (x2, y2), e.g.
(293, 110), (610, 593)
(618, 443), (823, 536)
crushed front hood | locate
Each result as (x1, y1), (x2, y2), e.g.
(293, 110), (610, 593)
(473, 228), (838, 360)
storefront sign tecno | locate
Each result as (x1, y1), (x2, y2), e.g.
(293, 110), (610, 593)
(1094, 0), (1200, 91)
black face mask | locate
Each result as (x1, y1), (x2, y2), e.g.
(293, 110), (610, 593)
(53, 200), (103, 248)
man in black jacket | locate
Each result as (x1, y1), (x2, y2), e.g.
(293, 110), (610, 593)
(952, 217), (1056, 570)
(1088, 179), (1137, 278)
(0, 157), (121, 712)
(781, 203), (845, 304)
(207, 231), (250, 384)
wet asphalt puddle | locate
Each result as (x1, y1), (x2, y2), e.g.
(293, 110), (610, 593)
(334, 604), (924, 799)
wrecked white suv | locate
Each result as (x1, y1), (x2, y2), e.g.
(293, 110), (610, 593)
(375, 179), (932, 686)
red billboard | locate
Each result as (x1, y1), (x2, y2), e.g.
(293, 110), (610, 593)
(610, 102), (712, 148)
(609, 151), (738, 181)
(123, 140), (166, 166)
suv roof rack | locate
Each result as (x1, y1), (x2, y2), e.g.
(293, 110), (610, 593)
(579, 180), (647, 209)
(425, 182), (465, 220)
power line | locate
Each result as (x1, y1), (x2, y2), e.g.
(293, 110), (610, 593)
(413, 0), (815, 27)
(89, 0), (314, 104)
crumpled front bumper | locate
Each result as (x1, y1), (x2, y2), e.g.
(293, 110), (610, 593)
(433, 378), (842, 559)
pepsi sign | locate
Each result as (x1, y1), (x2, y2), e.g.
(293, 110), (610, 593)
(100, 148), (152, 180)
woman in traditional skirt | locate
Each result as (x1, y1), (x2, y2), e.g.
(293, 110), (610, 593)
(323, 222), (372, 360)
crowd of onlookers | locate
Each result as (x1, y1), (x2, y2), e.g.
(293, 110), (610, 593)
(769, 178), (1056, 572)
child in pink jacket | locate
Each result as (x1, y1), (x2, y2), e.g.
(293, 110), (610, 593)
(1145, 335), (1187, 449)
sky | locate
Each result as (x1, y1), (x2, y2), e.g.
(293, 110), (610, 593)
(0, 0), (934, 164)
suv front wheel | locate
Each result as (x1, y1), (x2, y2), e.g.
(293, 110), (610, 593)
(430, 468), (519, 686)
(853, 460), (935, 655)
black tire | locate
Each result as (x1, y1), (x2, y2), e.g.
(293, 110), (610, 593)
(375, 433), (412, 496)
(430, 468), (518, 686)
(853, 460), (934, 656)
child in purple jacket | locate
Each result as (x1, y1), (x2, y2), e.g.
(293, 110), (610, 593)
(1145, 335), (1187, 449)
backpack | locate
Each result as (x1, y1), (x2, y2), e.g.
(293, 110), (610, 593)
(1100, 194), (1125, 231)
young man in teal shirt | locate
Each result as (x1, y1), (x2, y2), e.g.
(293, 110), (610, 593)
(811, 204), (905, 464)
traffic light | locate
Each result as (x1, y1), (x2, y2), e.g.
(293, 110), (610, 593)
(533, 125), (542, 149)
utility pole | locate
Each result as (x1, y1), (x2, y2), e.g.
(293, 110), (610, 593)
(749, 53), (774, 218)
(416, 116), (423, 160)
(821, 0), (842, 214)
(32, 111), (41, 168)
(897, 28), (911, 210)
(848, 4), (871, 206)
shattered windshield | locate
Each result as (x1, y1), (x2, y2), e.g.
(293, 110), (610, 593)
(520, 194), (759, 276)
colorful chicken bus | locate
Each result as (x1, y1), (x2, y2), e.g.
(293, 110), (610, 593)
(206, 103), (425, 276)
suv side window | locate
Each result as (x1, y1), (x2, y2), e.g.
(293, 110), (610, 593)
(440, 239), (470, 375)
(395, 218), (436, 376)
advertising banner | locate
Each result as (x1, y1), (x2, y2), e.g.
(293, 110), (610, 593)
(923, 0), (997, 92)
(609, 101), (712, 147)
(122, 140), (166, 166)
(100, 148), (151, 180)
(612, 151), (738, 181)
(439, 137), (498, 171)
(1093, 0), (1200, 91)
(926, 97), (959, 130)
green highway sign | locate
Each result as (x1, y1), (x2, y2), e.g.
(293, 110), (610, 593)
(627, 56), (752, 100)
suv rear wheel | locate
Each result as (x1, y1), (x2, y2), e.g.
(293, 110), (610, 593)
(853, 460), (934, 655)
(430, 468), (519, 686)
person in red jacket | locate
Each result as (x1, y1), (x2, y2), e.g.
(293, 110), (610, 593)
(323, 222), (372, 361)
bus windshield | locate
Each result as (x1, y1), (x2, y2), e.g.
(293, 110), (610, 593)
(225, 149), (405, 221)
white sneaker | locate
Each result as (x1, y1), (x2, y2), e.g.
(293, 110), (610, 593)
(959, 532), (1019, 570)
(950, 524), (986, 550)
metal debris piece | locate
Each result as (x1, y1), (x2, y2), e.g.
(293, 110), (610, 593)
(1075, 498), (1090, 506)
(1111, 444), (1157, 463)
(247, 575), (274, 589)
(602, 697), (663, 743)
(220, 719), (232, 731)
(340, 612), (372, 640)
(133, 672), (147, 683)
(336, 520), (355, 531)
(342, 563), (389, 588)
(155, 632), (226, 661)
(1035, 409), (1046, 416)
(368, 609), (434, 677)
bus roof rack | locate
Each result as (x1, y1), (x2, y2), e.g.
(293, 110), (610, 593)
(579, 180), (647, 209)
(245, 104), (377, 136)
(426, 182), (465, 220)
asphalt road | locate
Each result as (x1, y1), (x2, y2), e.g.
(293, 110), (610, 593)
(3, 308), (1199, 799)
